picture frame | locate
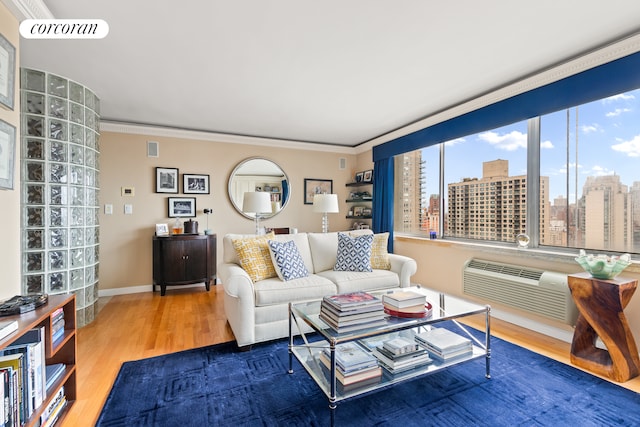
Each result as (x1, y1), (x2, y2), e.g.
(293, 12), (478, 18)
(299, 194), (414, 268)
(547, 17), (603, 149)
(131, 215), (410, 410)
(183, 173), (210, 194)
(155, 223), (169, 236)
(304, 178), (333, 205)
(0, 119), (16, 190)
(168, 197), (196, 218)
(355, 172), (364, 183)
(0, 33), (16, 110)
(155, 167), (179, 193)
(363, 169), (373, 183)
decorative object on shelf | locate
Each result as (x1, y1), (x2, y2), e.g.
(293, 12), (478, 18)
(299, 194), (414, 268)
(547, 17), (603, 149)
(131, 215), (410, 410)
(304, 178), (333, 205)
(575, 249), (631, 280)
(155, 223), (169, 236)
(355, 172), (364, 182)
(363, 169), (373, 183)
(183, 218), (198, 234)
(516, 233), (530, 248)
(0, 119), (16, 190)
(0, 294), (48, 316)
(0, 33), (15, 110)
(183, 173), (210, 194)
(168, 197), (196, 218)
(203, 208), (213, 234)
(172, 218), (183, 234)
(156, 167), (179, 193)
(313, 193), (339, 233)
(243, 191), (272, 234)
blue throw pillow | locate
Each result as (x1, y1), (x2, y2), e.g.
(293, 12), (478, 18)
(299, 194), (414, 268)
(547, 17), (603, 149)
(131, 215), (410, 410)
(267, 239), (309, 281)
(334, 232), (373, 272)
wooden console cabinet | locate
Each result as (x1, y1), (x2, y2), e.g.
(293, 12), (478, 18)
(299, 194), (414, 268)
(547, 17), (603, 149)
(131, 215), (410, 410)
(153, 234), (217, 296)
(0, 294), (76, 427)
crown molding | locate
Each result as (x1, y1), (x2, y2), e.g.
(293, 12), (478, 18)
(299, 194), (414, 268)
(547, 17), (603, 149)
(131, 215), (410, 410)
(100, 121), (358, 155)
(1, 0), (53, 20)
(365, 31), (640, 150)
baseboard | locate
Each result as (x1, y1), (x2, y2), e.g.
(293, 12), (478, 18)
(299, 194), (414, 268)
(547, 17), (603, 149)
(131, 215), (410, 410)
(490, 308), (575, 344)
(98, 279), (220, 297)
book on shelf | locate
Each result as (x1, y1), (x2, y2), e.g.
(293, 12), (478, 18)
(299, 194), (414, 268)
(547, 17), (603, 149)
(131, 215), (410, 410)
(382, 291), (426, 309)
(415, 328), (473, 361)
(45, 363), (66, 392)
(322, 292), (383, 312)
(319, 313), (387, 333)
(321, 343), (379, 374)
(319, 306), (386, 326)
(11, 326), (47, 411)
(0, 353), (25, 424)
(320, 300), (384, 318)
(317, 352), (382, 385)
(372, 347), (432, 374)
(0, 321), (18, 342)
(382, 337), (418, 355)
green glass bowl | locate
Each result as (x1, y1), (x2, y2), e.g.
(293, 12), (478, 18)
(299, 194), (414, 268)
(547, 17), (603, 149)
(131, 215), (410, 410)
(575, 250), (631, 280)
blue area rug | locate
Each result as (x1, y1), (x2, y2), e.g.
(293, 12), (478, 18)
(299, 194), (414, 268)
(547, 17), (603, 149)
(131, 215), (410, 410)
(96, 324), (640, 426)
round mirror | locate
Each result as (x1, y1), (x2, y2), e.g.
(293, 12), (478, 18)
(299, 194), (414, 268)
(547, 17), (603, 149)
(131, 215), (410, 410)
(228, 157), (290, 219)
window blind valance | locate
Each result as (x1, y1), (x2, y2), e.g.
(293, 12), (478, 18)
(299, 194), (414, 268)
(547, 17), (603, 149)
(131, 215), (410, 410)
(373, 50), (640, 162)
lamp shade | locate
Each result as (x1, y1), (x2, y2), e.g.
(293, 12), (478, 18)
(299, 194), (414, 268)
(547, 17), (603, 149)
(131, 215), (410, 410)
(313, 194), (339, 213)
(243, 192), (272, 214)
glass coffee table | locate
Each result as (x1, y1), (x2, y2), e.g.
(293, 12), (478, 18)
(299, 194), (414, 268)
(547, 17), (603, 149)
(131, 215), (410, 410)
(288, 285), (491, 425)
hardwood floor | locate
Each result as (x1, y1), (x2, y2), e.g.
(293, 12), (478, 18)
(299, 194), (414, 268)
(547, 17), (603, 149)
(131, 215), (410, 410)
(62, 284), (639, 426)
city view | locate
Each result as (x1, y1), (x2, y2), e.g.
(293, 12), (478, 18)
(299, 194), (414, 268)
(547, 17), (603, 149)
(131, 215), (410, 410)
(397, 88), (640, 254)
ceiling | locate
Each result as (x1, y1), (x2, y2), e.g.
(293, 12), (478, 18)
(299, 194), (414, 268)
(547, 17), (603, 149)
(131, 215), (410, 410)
(15, 1), (640, 148)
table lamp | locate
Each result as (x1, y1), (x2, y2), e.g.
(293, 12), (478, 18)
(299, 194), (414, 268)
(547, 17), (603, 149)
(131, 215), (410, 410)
(243, 192), (272, 234)
(313, 193), (339, 233)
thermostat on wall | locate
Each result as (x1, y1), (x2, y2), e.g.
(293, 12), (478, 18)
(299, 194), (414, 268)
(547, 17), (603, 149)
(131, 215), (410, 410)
(121, 187), (135, 196)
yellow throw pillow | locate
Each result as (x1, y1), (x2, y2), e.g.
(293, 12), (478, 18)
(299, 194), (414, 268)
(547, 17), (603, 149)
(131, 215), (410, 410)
(232, 232), (277, 282)
(348, 230), (391, 270)
(371, 232), (391, 270)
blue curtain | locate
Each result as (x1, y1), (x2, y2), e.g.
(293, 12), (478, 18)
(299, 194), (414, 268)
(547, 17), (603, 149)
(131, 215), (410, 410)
(281, 179), (289, 206)
(372, 158), (394, 252)
(373, 51), (640, 162)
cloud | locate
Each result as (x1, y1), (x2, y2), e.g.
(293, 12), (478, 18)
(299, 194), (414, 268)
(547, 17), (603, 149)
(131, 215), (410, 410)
(478, 130), (526, 151)
(606, 108), (631, 117)
(585, 165), (615, 176)
(580, 124), (600, 134)
(540, 140), (554, 149)
(603, 93), (635, 103)
(444, 137), (465, 147)
(611, 134), (640, 157)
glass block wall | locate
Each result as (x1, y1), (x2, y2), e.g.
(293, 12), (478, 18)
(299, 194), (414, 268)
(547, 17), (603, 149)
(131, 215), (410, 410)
(20, 68), (100, 327)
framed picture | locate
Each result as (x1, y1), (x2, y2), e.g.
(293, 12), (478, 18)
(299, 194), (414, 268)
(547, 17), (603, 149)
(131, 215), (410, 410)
(304, 178), (333, 205)
(355, 172), (364, 183)
(183, 173), (210, 194)
(0, 119), (16, 190)
(155, 223), (169, 236)
(156, 167), (179, 193)
(363, 169), (373, 183)
(168, 197), (196, 218)
(0, 33), (16, 110)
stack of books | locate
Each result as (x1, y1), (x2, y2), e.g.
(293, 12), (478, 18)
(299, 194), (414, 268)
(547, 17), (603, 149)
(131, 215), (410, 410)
(371, 336), (432, 374)
(382, 290), (431, 318)
(415, 327), (473, 361)
(318, 343), (382, 390)
(319, 291), (386, 333)
(51, 308), (65, 344)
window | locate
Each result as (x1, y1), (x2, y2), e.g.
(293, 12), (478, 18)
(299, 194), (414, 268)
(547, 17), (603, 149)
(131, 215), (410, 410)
(394, 88), (640, 255)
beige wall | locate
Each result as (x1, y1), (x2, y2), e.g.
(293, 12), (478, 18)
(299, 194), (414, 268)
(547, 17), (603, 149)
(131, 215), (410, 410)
(0, 4), (21, 300)
(99, 131), (358, 290)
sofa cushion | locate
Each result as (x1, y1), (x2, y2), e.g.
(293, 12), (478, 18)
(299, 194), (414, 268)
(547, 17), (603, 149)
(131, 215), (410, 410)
(231, 232), (277, 282)
(253, 274), (337, 306)
(267, 239), (309, 281)
(271, 233), (314, 273)
(334, 232), (373, 272)
(307, 232), (338, 273)
(317, 269), (400, 294)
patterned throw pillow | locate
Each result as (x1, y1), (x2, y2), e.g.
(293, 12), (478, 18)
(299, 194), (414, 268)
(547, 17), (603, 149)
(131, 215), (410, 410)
(370, 232), (391, 270)
(267, 240), (309, 281)
(231, 232), (277, 282)
(334, 232), (373, 272)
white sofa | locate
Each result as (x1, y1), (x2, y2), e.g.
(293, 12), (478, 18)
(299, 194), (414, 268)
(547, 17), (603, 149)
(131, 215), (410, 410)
(219, 231), (417, 348)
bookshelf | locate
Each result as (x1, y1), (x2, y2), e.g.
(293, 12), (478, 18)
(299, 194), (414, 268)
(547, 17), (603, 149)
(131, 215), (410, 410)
(0, 294), (76, 427)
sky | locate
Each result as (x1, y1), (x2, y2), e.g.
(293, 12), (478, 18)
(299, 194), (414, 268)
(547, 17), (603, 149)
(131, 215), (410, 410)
(422, 88), (640, 206)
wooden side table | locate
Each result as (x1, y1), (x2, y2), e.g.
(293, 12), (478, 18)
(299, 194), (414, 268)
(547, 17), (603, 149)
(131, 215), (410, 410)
(567, 272), (640, 382)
